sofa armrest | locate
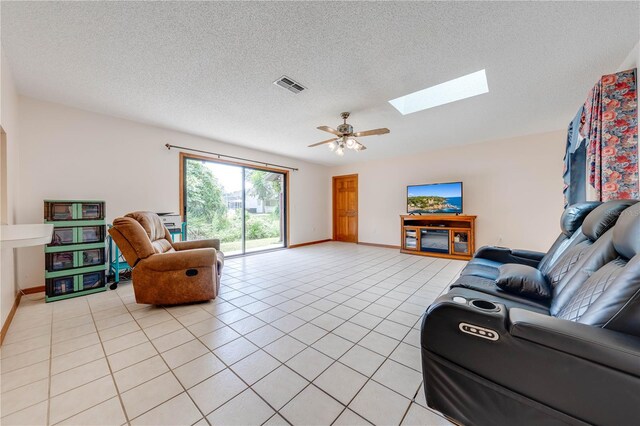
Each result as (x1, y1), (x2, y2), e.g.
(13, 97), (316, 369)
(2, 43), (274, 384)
(509, 308), (640, 377)
(474, 246), (544, 267)
(422, 295), (640, 424)
(173, 239), (221, 251)
(141, 248), (217, 272)
(510, 249), (545, 262)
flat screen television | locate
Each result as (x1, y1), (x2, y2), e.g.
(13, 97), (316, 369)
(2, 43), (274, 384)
(407, 182), (463, 214)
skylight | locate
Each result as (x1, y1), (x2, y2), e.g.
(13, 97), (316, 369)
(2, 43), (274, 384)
(388, 69), (489, 115)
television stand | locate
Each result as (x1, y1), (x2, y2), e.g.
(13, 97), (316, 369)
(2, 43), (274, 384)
(400, 214), (476, 260)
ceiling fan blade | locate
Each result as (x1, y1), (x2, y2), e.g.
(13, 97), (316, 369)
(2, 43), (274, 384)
(308, 138), (338, 148)
(317, 126), (342, 136)
(352, 128), (390, 137)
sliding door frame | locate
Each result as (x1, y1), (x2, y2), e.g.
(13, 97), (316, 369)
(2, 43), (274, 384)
(179, 152), (290, 252)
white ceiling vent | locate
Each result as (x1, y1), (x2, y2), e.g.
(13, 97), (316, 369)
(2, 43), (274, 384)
(273, 76), (306, 94)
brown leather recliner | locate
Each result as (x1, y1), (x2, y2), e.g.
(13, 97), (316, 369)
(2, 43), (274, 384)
(108, 211), (224, 305)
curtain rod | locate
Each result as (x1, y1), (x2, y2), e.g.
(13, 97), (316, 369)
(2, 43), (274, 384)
(165, 144), (299, 171)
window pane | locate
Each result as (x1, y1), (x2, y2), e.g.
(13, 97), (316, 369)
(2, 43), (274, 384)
(185, 158), (286, 256)
(244, 169), (285, 253)
(185, 159), (243, 256)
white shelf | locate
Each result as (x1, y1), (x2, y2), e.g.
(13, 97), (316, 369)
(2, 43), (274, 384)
(0, 224), (54, 249)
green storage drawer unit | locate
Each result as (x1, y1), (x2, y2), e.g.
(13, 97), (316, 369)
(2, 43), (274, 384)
(44, 200), (107, 302)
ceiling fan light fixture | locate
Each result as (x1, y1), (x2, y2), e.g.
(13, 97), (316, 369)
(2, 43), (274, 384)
(309, 112), (390, 156)
(345, 137), (357, 149)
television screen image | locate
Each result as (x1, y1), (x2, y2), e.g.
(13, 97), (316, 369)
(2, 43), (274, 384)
(407, 182), (463, 214)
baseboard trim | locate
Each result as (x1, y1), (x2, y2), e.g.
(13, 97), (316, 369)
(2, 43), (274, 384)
(0, 292), (21, 346)
(357, 242), (401, 250)
(289, 239), (332, 248)
(22, 285), (45, 295)
(0, 285), (46, 346)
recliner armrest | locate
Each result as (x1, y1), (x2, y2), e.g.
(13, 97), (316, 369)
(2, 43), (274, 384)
(140, 248), (217, 272)
(509, 308), (640, 377)
(510, 249), (545, 262)
(173, 239), (221, 251)
(474, 246), (544, 267)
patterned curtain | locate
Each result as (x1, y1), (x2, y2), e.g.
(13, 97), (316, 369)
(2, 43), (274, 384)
(579, 68), (638, 201)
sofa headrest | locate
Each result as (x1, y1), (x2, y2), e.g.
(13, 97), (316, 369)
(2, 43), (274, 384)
(582, 200), (638, 241)
(125, 211), (169, 242)
(561, 202), (602, 236)
(613, 202), (640, 259)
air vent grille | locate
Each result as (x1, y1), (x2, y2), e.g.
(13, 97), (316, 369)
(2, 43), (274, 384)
(274, 76), (306, 94)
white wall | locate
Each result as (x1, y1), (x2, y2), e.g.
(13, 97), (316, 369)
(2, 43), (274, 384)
(330, 131), (566, 252)
(618, 40), (639, 70)
(1, 48), (21, 328)
(16, 97), (332, 287)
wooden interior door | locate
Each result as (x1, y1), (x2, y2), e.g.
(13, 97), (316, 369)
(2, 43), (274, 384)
(333, 174), (358, 242)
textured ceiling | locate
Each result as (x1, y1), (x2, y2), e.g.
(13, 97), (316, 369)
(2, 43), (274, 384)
(2, 1), (638, 165)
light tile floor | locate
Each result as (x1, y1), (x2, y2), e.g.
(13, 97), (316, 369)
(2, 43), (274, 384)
(0, 242), (464, 425)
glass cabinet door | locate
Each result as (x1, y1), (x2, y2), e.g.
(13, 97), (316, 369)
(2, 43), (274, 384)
(452, 230), (470, 255)
(404, 227), (419, 251)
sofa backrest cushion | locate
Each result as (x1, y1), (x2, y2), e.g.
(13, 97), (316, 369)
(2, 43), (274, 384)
(551, 204), (640, 335)
(560, 202), (602, 237)
(577, 255), (640, 337)
(537, 203), (601, 275)
(538, 227), (588, 276)
(555, 258), (628, 327)
(544, 200), (636, 289)
(545, 238), (594, 290)
(548, 229), (618, 311)
(581, 200), (637, 241)
(612, 203), (640, 260)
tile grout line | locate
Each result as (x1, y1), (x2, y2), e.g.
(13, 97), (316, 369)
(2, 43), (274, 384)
(216, 248), (451, 425)
(163, 302), (292, 426)
(46, 299), (54, 426)
(196, 246), (426, 423)
(87, 294), (132, 426)
(3, 243), (458, 426)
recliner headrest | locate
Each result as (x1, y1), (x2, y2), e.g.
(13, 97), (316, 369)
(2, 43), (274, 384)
(582, 199), (638, 241)
(613, 202), (640, 259)
(560, 202), (602, 236)
(125, 211), (168, 242)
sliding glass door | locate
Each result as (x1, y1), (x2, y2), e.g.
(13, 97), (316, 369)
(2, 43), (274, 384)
(183, 156), (286, 256)
(244, 169), (285, 252)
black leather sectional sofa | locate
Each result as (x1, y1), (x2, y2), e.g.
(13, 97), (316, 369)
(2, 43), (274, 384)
(420, 200), (640, 425)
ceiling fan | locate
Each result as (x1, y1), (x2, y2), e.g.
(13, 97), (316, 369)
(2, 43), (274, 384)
(308, 112), (390, 156)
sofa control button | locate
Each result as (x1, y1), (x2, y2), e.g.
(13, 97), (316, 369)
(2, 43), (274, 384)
(452, 296), (467, 304)
(459, 322), (499, 341)
(186, 269), (199, 277)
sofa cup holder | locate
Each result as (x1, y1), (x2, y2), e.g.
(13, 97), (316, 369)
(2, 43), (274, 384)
(470, 299), (499, 312)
